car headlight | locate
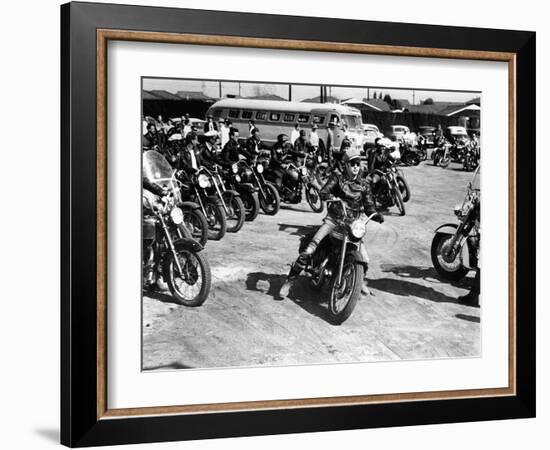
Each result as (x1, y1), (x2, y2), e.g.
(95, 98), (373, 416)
(350, 219), (367, 239)
(300, 167), (307, 176)
(170, 207), (184, 225)
(232, 164), (238, 174)
(198, 173), (211, 188)
(234, 174), (241, 182)
(256, 164), (264, 174)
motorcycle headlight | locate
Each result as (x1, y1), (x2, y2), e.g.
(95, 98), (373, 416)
(350, 219), (367, 239)
(170, 207), (184, 225)
(317, 155), (322, 163)
(234, 174), (241, 182)
(232, 164), (238, 174)
(300, 167), (308, 176)
(256, 164), (264, 174)
(198, 173), (210, 188)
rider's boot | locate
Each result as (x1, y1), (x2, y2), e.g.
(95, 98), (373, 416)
(278, 241), (318, 299)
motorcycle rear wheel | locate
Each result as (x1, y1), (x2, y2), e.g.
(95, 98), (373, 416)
(431, 233), (469, 281)
(164, 249), (211, 307)
(222, 191), (246, 233)
(328, 256), (364, 325)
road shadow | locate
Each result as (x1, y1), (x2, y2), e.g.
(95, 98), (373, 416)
(368, 277), (460, 305)
(455, 313), (480, 323)
(380, 264), (473, 288)
(143, 362), (194, 371)
(278, 223), (318, 238)
(245, 271), (331, 322)
(34, 428), (59, 444)
(143, 289), (182, 306)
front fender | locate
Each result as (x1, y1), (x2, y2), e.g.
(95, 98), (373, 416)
(235, 182), (258, 193)
(179, 201), (201, 211)
(434, 223), (458, 235)
(223, 189), (241, 199)
(173, 238), (203, 253)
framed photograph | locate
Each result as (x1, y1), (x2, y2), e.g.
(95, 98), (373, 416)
(61, 1), (535, 447)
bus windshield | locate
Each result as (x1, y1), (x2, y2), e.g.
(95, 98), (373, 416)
(342, 115), (362, 130)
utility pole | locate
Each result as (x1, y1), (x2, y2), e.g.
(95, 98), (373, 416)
(219, 81), (222, 99)
(288, 84), (292, 101)
(413, 90), (416, 105)
(238, 82), (241, 98)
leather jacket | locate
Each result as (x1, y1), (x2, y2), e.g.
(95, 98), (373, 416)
(320, 170), (377, 218)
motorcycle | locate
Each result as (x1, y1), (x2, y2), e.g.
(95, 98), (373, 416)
(178, 167), (228, 241)
(206, 165), (247, 233)
(431, 167), (480, 281)
(267, 152), (324, 213)
(237, 157), (280, 216)
(462, 141), (480, 172)
(298, 199), (379, 325)
(144, 150), (209, 247)
(398, 138), (421, 166)
(371, 162), (409, 216)
(142, 152), (211, 306)
(222, 162), (261, 221)
(432, 139), (451, 168)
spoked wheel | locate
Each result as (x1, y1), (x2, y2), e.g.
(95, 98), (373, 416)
(392, 184), (406, 216)
(241, 191), (260, 221)
(181, 208), (208, 247)
(259, 182), (280, 215)
(164, 249), (211, 306)
(440, 157), (450, 168)
(430, 232), (469, 281)
(328, 256), (364, 325)
(204, 200), (227, 240)
(221, 191), (246, 233)
(396, 175), (411, 203)
(305, 184), (324, 213)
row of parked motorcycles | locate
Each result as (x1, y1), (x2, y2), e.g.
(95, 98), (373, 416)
(431, 139), (480, 171)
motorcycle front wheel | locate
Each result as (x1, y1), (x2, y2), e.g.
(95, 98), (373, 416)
(204, 200), (227, 240)
(305, 184), (324, 213)
(396, 175), (411, 203)
(328, 256), (364, 325)
(259, 182), (280, 215)
(164, 249), (211, 306)
(241, 191), (260, 221)
(392, 184), (406, 216)
(430, 232), (469, 281)
(181, 208), (208, 247)
(222, 191), (246, 233)
(440, 156), (450, 168)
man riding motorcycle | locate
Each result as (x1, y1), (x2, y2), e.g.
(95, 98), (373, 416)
(268, 133), (293, 189)
(279, 148), (384, 298)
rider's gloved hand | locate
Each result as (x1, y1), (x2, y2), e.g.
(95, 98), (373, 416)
(371, 212), (384, 224)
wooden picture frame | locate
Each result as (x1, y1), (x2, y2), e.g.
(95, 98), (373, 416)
(61, 1), (535, 447)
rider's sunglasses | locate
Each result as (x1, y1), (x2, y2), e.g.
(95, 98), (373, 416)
(349, 161), (361, 167)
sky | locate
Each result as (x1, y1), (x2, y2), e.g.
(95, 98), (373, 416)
(143, 78), (480, 104)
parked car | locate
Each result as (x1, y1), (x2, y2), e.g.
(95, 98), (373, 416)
(417, 126), (436, 147)
(362, 123), (384, 149)
(445, 126), (470, 146)
(389, 125), (417, 146)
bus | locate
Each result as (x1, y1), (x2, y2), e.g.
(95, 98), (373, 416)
(206, 98), (364, 152)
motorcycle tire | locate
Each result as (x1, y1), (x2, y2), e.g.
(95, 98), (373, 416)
(433, 153), (440, 166)
(181, 208), (208, 247)
(430, 233), (469, 281)
(241, 191), (260, 221)
(222, 191), (246, 233)
(305, 184), (324, 213)
(392, 184), (406, 216)
(328, 256), (364, 325)
(440, 157), (450, 168)
(259, 182), (280, 216)
(164, 248), (211, 307)
(204, 200), (227, 241)
(396, 175), (411, 203)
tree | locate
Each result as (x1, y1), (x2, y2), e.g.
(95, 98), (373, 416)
(383, 94), (392, 104)
(423, 97), (434, 105)
(373, 92), (377, 99)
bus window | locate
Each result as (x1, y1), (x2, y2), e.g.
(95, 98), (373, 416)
(212, 109), (221, 118)
(255, 111), (267, 121)
(269, 112), (281, 121)
(342, 115), (361, 129)
(298, 114), (310, 123)
(330, 114), (340, 125)
(228, 110), (240, 119)
(313, 115), (325, 125)
(283, 113), (295, 122)
(241, 111), (253, 119)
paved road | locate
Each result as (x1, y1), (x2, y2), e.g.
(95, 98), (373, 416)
(143, 160), (480, 371)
